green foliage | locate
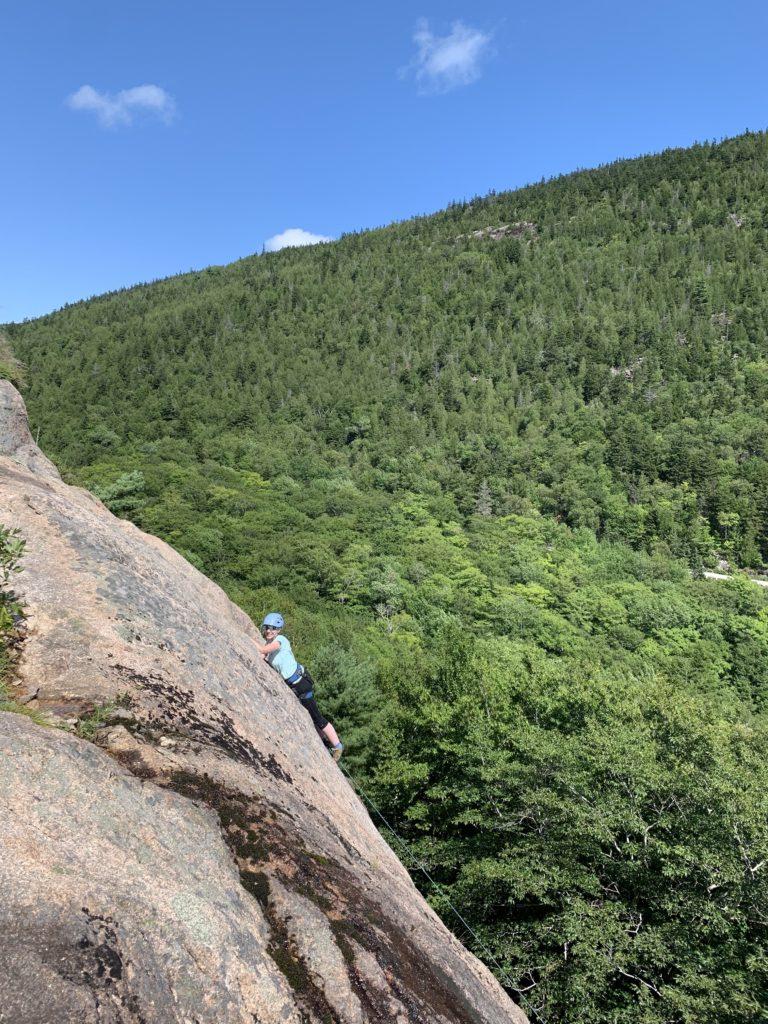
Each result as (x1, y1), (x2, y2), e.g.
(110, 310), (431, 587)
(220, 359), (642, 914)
(0, 525), (25, 678)
(373, 634), (768, 1024)
(0, 525), (36, 718)
(92, 469), (147, 515)
(0, 332), (26, 387)
(74, 699), (121, 740)
(6, 131), (768, 1021)
(11, 132), (768, 572)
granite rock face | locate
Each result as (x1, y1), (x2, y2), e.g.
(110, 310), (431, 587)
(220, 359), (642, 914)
(0, 380), (526, 1024)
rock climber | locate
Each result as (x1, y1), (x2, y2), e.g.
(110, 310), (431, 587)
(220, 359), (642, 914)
(255, 612), (344, 761)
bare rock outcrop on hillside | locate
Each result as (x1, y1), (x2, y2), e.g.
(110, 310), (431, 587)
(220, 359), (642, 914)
(455, 222), (537, 244)
(0, 380), (525, 1024)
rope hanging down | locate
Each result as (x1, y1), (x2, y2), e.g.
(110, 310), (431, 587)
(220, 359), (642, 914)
(338, 761), (540, 1021)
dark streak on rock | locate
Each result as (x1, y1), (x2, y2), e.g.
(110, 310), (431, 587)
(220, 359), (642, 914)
(157, 771), (485, 1024)
(111, 668), (292, 784)
(239, 871), (342, 1024)
(64, 908), (150, 1024)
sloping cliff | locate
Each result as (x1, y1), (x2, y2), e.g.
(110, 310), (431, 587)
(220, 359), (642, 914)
(0, 380), (525, 1024)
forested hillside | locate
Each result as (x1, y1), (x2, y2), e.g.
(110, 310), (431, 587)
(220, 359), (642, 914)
(6, 130), (768, 1023)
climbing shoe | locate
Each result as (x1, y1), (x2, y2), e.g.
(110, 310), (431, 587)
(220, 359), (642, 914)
(331, 742), (344, 762)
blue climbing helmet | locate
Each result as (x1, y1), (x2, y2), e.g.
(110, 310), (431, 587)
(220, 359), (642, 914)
(262, 612), (284, 630)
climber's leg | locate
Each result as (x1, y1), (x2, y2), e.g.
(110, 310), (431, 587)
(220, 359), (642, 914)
(294, 670), (343, 757)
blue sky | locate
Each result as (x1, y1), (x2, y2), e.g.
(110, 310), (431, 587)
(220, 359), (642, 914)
(2, 0), (767, 323)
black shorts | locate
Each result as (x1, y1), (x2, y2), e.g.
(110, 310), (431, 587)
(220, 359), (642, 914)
(289, 668), (328, 731)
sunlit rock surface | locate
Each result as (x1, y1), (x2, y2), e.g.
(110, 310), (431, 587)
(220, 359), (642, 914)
(0, 380), (525, 1024)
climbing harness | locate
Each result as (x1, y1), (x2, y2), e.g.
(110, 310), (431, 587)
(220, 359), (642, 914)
(285, 665), (305, 686)
(284, 664), (313, 699)
(338, 762), (542, 1021)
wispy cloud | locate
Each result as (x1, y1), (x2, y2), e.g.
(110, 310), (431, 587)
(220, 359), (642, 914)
(404, 19), (493, 94)
(264, 228), (333, 252)
(67, 84), (176, 128)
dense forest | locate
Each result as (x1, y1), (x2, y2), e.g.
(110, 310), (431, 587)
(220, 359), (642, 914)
(6, 130), (768, 1022)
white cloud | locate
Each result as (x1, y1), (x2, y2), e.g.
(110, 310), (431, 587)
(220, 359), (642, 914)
(405, 19), (492, 93)
(67, 84), (176, 128)
(264, 228), (333, 252)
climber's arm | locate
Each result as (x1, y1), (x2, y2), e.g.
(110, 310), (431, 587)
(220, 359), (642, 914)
(254, 638), (281, 657)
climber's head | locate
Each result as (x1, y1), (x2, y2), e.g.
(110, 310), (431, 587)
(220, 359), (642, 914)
(261, 611), (284, 636)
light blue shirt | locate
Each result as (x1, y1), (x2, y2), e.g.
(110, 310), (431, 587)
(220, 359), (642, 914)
(266, 634), (299, 680)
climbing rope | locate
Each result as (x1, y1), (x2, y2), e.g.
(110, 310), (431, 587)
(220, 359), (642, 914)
(338, 761), (542, 1021)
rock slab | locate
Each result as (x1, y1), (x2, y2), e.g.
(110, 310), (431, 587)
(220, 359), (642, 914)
(0, 380), (526, 1024)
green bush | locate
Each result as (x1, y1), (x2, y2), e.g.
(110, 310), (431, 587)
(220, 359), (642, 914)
(0, 525), (26, 705)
